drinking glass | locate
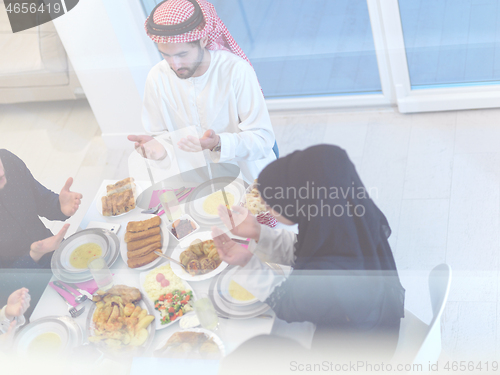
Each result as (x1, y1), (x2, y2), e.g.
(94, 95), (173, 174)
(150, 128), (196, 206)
(159, 190), (183, 222)
(193, 293), (219, 331)
(87, 257), (114, 291)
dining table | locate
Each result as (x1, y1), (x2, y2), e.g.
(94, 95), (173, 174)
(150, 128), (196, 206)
(28, 179), (298, 372)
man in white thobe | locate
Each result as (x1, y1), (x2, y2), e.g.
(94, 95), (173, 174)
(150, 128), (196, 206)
(128, 0), (276, 184)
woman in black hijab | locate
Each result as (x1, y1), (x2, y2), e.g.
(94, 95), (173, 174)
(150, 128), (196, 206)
(213, 145), (404, 352)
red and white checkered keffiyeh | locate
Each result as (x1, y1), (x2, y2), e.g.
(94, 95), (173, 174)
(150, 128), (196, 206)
(145, 0), (251, 66)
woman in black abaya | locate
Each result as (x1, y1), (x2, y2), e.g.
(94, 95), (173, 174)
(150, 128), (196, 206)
(212, 145), (405, 365)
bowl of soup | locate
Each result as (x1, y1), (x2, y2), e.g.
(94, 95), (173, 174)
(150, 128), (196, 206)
(59, 231), (109, 273)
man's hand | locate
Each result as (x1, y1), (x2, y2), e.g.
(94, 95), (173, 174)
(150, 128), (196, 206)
(211, 227), (253, 267)
(128, 135), (167, 161)
(177, 129), (219, 152)
(59, 178), (82, 217)
(30, 224), (70, 262)
(218, 205), (261, 242)
(5, 288), (30, 320)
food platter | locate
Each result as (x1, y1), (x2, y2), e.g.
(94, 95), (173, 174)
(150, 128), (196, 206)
(95, 181), (142, 217)
(153, 328), (225, 359)
(185, 177), (246, 226)
(51, 228), (120, 283)
(119, 214), (170, 271)
(86, 287), (156, 359)
(208, 266), (270, 319)
(139, 262), (197, 330)
(239, 180), (269, 216)
(170, 231), (228, 281)
(13, 316), (82, 357)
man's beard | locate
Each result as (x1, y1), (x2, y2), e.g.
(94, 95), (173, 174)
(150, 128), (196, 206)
(172, 46), (205, 79)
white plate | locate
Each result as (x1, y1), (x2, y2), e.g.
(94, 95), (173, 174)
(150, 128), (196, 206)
(14, 318), (71, 357)
(218, 266), (258, 307)
(119, 215), (170, 271)
(52, 229), (120, 283)
(167, 213), (200, 242)
(170, 231), (228, 281)
(139, 263), (197, 330)
(154, 328), (225, 359)
(209, 271), (270, 319)
(60, 232), (109, 274)
(86, 292), (155, 359)
(192, 183), (243, 219)
(95, 183), (142, 217)
(213, 281), (266, 317)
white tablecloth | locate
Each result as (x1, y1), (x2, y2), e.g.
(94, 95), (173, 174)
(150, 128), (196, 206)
(30, 180), (281, 358)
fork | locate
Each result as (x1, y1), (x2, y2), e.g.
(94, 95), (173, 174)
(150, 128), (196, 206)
(54, 289), (85, 318)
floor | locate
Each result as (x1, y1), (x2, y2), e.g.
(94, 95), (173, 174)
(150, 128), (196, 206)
(1, 99), (499, 361)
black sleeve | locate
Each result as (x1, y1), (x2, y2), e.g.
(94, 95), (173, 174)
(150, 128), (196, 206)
(265, 272), (343, 325)
(10, 252), (46, 269)
(265, 271), (387, 327)
(7, 151), (69, 222)
(32, 178), (68, 221)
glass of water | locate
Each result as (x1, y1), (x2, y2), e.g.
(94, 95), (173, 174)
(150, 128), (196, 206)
(87, 257), (114, 291)
(193, 292), (219, 331)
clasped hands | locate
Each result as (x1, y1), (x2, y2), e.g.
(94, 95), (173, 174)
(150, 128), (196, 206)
(128, 129), (219, 161)
(211, 205), (261, 267)
(0, 288), (30, 350)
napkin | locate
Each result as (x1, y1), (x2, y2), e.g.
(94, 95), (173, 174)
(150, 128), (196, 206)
(148, 188), (194, 216)
(49, 279), (100, 307)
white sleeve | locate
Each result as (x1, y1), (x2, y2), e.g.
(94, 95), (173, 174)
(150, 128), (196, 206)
(0, 306), (25, 334)
(231, 256), (286, 302)
(141, 73), (174, 169)
(142, 71), (169, 135)
(213, 62), (276, 163)
(247, 224), (297, 266)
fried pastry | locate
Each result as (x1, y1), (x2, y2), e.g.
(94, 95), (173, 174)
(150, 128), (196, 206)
(127, 242), (161, 259)
(102, 178), (137, 216)
(180, 250), (198, 266)
(200, 258), (217, 273)
(125, 227), (161, 243)
(127, 234), (161, 251)
(127, 252), (160, 269)
(188, 239), (204, 256)
(111, 189), (136, 216)
(187, 260), (201, 276)
(126, 216), (161, 233)
(106, 177), (135, 195)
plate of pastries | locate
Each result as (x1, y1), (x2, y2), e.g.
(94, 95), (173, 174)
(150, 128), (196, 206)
(169, 231), (228, 281)
(119, 215), (169, 270)
(97, 178), (139, 217)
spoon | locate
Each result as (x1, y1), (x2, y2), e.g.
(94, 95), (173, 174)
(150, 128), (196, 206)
(53, 281), (88, 304)
(154, 251), (188, 271)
